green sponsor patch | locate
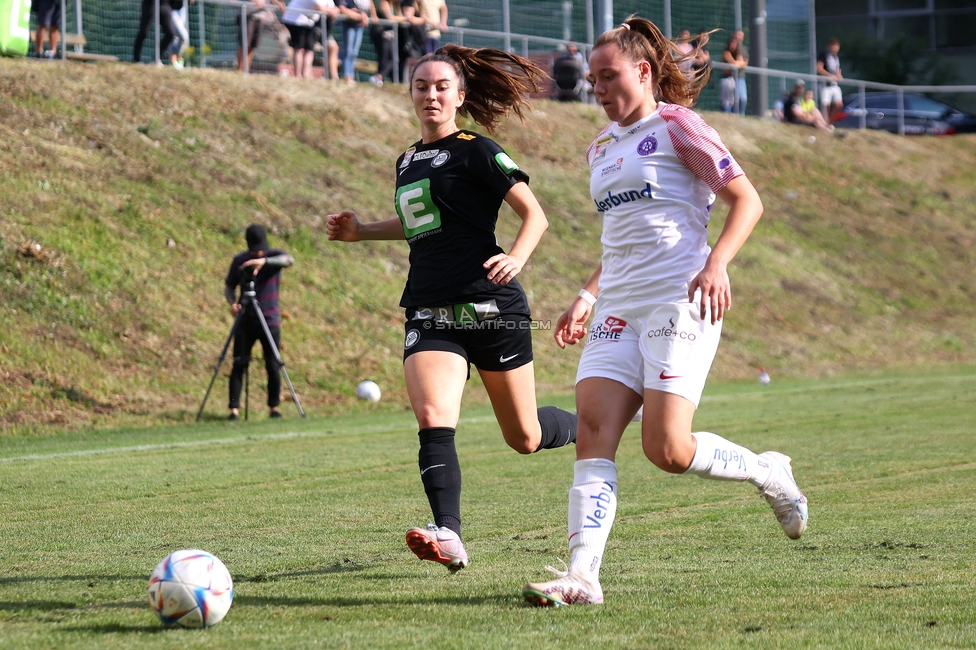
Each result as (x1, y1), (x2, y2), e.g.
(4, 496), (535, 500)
(395, 179), (441, 239)
(494, 152), (519, 175)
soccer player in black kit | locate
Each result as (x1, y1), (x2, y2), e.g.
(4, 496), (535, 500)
(327, 45), (578, 573)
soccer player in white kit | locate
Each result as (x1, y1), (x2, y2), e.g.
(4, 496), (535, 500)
(523, 16), (808, 607)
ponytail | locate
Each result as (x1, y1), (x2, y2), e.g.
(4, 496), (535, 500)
(410, 44), (547, 133)
(594, 15), (712, 107)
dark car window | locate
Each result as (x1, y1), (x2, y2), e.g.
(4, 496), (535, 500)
(864, 95), (899, 110)
(907, 95), (950, 117)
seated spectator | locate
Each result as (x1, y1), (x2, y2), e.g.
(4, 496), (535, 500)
(552, 43), (588, 102)
(783, 80), (832, 132)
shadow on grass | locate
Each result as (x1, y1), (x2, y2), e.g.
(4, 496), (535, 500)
(0, 574), (144, 586)
(60, 624), (170, 634)
(236, 593), (513, 608)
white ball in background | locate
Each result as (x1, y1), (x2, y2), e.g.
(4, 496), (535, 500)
(356, 380), (382, 403)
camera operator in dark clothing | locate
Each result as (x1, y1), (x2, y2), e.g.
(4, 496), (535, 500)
(224, 225), (294, 420)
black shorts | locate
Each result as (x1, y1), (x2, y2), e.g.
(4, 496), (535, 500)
(33, 0), (61, 27)
(287, 23), (317, 52)
(402, 311), (534, 372)
(237, 13), (264, 50)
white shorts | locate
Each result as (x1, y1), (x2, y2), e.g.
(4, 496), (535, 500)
(576, 302), (722, 408)
(821, 84), (843, 107)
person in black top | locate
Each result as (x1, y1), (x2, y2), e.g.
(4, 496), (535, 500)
(224, 225), (295, 421)
(327, 44), (579, 574)
(134, 0), (179, 63)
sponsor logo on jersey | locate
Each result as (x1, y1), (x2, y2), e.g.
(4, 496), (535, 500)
(588, 316), (627, 343)
(457, 132), (476, 140)
(719, 156), (732, 170)
(399, 147), (416, 169)
(593, 183), (654, 213)
(494, 152), (519, 175)
(647, 317), (697, 341)
(600, 157), (624, 177)
(412, 149), (440, 161)
(592, 134), (617, 163)
(431, 151), (451, 167)
(637, 135), (658, 156)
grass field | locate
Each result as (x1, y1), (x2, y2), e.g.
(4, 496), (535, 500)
(1, 369), (974, 648)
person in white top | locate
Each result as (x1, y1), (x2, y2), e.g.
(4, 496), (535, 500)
(523, 15), (809, 608)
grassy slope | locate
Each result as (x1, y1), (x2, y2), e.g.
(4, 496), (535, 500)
(1, 59), (975, 435)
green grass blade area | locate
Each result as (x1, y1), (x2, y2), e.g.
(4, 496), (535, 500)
(1, 371), (974, 648)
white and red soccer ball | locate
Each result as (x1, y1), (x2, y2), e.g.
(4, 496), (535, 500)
(148, 549), (233, 628)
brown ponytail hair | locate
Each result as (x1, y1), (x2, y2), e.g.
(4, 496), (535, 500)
(410, 44), (547, 133)
(593, 15), (711, 107)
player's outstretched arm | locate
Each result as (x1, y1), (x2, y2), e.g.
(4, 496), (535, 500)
(555, 263), (601, 349)
(484, 182), (548, 285)
(327, 210), (406, 242)
(688, 175), (763, 324)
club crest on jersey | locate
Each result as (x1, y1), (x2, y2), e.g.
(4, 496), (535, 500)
(588, 316), (627, 343)
(431, 151), (451, 167)
(637, 135), (658, 156)
(405, 329), (420, 348)
(594, 183), (654, 213)
(600, 157), (624, 178)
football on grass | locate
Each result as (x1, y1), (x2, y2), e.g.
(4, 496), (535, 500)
(148, 549), (234, 628)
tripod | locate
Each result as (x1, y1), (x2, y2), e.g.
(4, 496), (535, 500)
(197, 275), (306, 421)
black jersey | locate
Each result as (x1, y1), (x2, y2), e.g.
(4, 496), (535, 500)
(394, 129), (530, 308)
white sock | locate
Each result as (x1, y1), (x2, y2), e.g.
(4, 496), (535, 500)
(684, 431), (772, 487)
(567, 458), (617, 582)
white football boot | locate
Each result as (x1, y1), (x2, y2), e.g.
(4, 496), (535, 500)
(758, 451), (808, 540)
(523, 564), (604, 607)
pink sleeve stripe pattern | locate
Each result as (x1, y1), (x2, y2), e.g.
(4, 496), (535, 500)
(585, 124), (613, 164)
(661, 104), (744, 193)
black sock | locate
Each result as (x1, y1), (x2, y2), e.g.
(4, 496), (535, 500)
(535, 406), (578, 452)
(418, 427), (462, 537)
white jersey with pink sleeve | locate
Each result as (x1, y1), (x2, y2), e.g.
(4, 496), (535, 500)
(587, 103), (744, 307)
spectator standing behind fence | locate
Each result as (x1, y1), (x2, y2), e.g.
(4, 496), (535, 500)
(134, 0), (178, 63)
(167, 0), (194, 69)
(397, 0), (428, 80)
(689, 28), (711, 76)
(237, 0), (286, 71)
(31, 0), (60, 58)
(817, 38), (844, 125)
(720, 31), (748, 115)
(420, 0), (447, 54)
(282, 0), (335, 78)
(368, 0), (398, 85)
(674, 30), (694, 78)
(338, 0), (370, 83)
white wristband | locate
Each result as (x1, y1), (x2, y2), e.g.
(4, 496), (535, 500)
(578, 289), (597, 306)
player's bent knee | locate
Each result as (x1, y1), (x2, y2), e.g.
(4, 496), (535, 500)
(642, 440), (692, 474)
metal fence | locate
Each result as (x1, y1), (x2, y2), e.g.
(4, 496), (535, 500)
(712, 61), (976, 135)
(35, 0), (976, 133)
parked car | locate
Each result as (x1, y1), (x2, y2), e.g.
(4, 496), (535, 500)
(834, 92), (976, 135)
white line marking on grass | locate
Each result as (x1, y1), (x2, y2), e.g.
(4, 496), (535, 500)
(0, 416), (499, 464)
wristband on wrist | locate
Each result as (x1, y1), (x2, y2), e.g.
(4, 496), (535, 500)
(578, 289), (597, 306)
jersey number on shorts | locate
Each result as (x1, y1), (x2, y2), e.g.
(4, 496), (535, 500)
(396, 179), (442, 239)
